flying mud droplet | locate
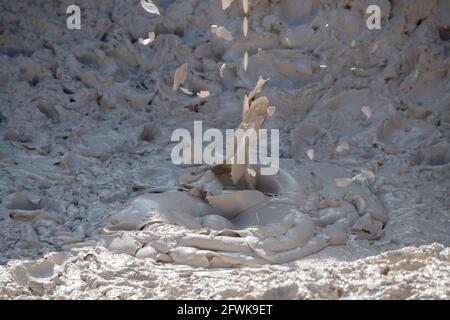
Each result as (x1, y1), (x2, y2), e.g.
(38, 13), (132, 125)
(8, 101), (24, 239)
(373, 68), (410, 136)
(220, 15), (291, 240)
(307, 149), (315, 160)
(361, 106), (372, 118)
(147, 31), (156, 42)
(242, 0), (249, 14)
(138, 32), (156, 45)
(243, 51), (248, 72)
(243, 16), (248, 37)
(350, 66), (364, 72)
(336, 142), (350, 153)
(172, 63), (188, 91)
(334, 177), (353, 188)
(180, 87), (193, 95)
(211, 25), (233, 41)
(140, 0), (160, 15)
(138, 38), (150, 45)
(219, 64), (226, 78)
(283, 37), (292, 48)
(221, 0), (234, 10)
(197, 91), (210, 98)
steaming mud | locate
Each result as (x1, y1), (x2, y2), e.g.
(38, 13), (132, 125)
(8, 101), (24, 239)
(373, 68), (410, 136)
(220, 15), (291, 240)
(0, 0), (449, 299)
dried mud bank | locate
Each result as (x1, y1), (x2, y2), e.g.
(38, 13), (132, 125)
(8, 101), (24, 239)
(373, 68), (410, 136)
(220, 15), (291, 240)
(0, 0), (449, 299)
